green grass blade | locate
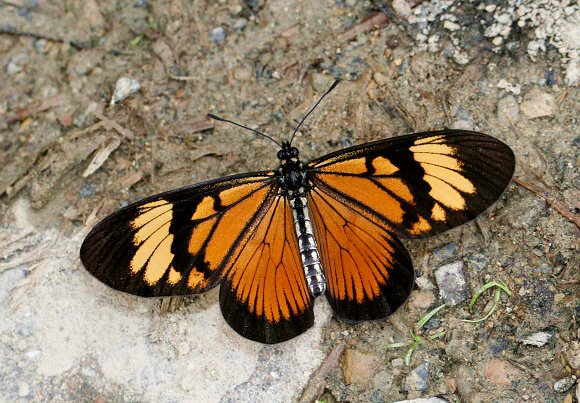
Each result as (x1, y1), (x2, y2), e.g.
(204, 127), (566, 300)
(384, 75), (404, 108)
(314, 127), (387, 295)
(417, 304), (446, 328)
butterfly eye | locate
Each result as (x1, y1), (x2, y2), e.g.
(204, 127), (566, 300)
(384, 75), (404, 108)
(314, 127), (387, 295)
(277, 150), (287, 160)
(290, 147), (299, 158)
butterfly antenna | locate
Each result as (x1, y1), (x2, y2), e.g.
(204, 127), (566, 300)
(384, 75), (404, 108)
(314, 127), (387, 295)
(289, 79), (340, 145)
(207, 113), (282, 148)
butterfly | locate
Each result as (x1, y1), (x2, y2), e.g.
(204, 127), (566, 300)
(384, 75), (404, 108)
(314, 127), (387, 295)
(80, 80), (515, 344)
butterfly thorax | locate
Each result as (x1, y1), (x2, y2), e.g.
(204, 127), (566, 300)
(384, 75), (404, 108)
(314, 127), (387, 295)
(277, 142), (326, 297)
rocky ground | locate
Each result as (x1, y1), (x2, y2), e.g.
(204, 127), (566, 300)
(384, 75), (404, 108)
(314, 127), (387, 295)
(0, 0), (578, 402)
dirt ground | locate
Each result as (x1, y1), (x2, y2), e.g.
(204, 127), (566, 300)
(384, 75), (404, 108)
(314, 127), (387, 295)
(0, 0), (578, 402)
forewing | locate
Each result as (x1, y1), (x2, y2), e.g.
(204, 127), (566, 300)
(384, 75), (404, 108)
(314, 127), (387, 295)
(309, 186), (414, 320)
(308, 130), (515, 238)
(220, 194), (314, 344)
(80, 172), (278, 297)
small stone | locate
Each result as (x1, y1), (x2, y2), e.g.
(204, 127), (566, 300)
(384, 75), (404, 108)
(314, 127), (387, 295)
(435, 261), (468, 306)
(209, 27), (226, 44)
(485, 359), (521, 386)
(409, 290), (436, 309)
(497, 79), (521, 95)
(111, 77), (141, 105)
(432, 242), (458, 262)
(497, 95), (520, 126)
(575, 382), (580, 402)
(521, 88), (555, 118)
(343, 349), (380, 389)
(563, 341), (580, 370)
(455, 365), (475, 399)
(233, 65), (253, 81)
(554, 376), (575, 393)
(404, 362), (430, 392)
(394, 398), (447, 403)
(519, 330), (553, 347)
(373, 72), (388, 86)
(392, 0), (412, 19)
(392, 358), (404, 367)
(233, 18), (247, 32)
(565, 59), (579, 86)
(443, 20), (460, 31)
(312, 73), (335, 92)
(5, 57), (23, 74)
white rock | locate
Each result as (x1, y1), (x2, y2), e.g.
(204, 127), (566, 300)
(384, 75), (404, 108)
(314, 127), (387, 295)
(497, 95), (520, 126)
(111, 76), (141, 105)
(565, 59), (579, 86)
(435, 261), (468, 306)
(393, 0), (412, 19)
(520, 331), (553, 347)
(521, 88), (556, 119)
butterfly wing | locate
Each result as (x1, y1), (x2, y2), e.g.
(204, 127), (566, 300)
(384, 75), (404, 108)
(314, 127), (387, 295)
(309, 186), (414, 320)
(308, 130), (515, 238)
(307, 130), (514, 320)
(80, 172), (279, 297)
(220, 193), (314, 343)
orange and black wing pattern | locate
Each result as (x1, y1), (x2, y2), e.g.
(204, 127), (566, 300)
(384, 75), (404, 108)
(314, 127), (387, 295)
(80, 172), (279, 298)
(308, 130), (515, 239)
(219, 194), (314, 343)
(309, 186), (414, 320)
(307, 130), (514, 320)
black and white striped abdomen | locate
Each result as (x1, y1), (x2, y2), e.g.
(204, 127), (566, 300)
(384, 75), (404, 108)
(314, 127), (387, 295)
(289, 193), (326, 297)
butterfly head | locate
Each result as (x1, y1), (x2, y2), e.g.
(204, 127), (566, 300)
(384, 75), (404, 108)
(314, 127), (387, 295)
(277, 142), (299, 162)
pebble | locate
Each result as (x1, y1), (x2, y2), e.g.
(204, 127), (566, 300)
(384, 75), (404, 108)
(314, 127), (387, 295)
(312, 73), (335, 92)
(392, 0), (412, 19)
(554, 376), (576, 393)
(497, 79), (521, 95)
(409, 290), (436, 310)
(576, 382), (580, 402)
(394, 398), (447, 403)
(343, 349), (380, 389)
(497, 95), (520, 126)
(455, 365), (475, 399)
(432, 242), (458, 262)
(111, 76), (141, 105)
(6, 57), (23, 75)
(520, 88), (555, 118)
(563, 341), (580, 370)
(485, 359), (521, 386)
(519, 330), (553, 347)
(233, 18), (247, 32)
(565, 58), (579, 86)
(404, 362), (430, 392)
(434, 261), (468, 306)
(209, 27), (226, 44)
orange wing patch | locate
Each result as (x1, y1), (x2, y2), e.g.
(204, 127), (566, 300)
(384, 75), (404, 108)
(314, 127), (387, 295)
(309, 187), (414, 320)
(219, 195), (314, 343)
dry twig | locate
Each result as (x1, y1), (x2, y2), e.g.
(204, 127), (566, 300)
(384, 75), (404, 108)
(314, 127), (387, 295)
(5, 94), (67, 124)
(513, 176), (579, 229)
(298, 342), (346, 402)
(340, 12), (389, 42)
